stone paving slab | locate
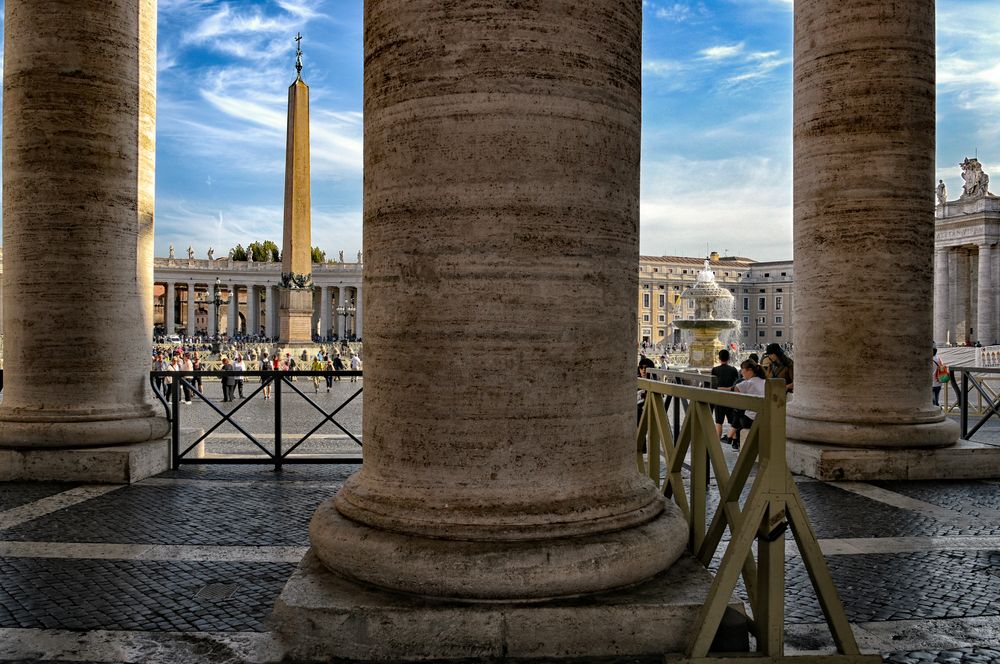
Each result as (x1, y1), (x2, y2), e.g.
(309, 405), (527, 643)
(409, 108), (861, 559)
(0, 558), (295, 632)
(873, 480), (1000, 520)
(0, 483), (334, 546)
(0, 483), (74, 512)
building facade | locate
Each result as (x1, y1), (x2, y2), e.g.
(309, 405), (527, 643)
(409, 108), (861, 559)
(637, 251), (795, 347)
(933, 159), (1000, 347)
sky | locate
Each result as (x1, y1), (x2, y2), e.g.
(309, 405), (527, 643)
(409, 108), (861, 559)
(1, 0), (999, 262)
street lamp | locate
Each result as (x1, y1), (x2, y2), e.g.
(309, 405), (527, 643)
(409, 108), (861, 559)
(211, 277), (231, 341)
(336, 298), (356, 340)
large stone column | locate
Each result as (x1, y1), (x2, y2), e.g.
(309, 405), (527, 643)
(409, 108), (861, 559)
(977, 244), (994, 345)
(956, 249), (970, 344)
(187, 284), (196, 338)
(227, 286), (238, 336)
(0, 0), (168, 450)
(247, 286), (260, 337)
(307, 0), (684, 602)
(354, 284), (363, 339)
(787, 0), (956, 451)
(319, 286), (331, 340)
(336, 288), (347, 339)
(934, 248), (950, 346)
(164, 282), (175, 333)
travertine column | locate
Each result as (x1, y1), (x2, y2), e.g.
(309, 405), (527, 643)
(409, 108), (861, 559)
(956, 250), (970, 344)
(0, 0), (168, 447)
(247, 286), (259, 337)
(164, 282), (175, 333)
(994, 245), (1000, 344)
(309, 0), (685, 600)
(207, 299), (217, 337)
(787, 0), (956, 447)
(187, 285), (196, 337)
(354, 284), (364, 338)
(978, 244), (995, 345)
(319, 286), (332, 339)
(933, 248), (950, 345)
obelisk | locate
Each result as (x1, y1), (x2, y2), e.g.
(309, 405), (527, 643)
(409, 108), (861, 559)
(278, 33), (313, 345)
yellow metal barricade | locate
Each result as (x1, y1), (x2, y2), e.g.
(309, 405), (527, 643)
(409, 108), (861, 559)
(637, 378), (880, 664)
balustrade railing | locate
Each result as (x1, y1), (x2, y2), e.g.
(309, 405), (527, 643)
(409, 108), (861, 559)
(637, 376), (876, 663)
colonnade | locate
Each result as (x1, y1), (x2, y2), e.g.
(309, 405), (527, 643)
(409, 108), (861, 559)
(156, 279), (362, 339)
(934, 244), (1000, 346)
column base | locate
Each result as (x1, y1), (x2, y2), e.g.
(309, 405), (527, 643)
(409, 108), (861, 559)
(309, 498), (688, 600)
(0, 436), (171, 483)
(272, 549), (748, 662)
(786, 413), (959, 449)
(787, 438), (1000, 481)
(0, 414), (169, 449)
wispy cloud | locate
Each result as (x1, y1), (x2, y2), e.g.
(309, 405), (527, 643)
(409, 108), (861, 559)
(645, 1), (711, 23)
(699, 43), (745, 60)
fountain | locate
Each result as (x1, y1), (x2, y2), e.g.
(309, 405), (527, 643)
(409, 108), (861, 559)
(673, 261), (740, 370)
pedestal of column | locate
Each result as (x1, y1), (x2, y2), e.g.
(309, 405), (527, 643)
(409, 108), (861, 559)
(977, 244), (995, 345)
(278, 288), (312, 345)
(934, 249), (950, 346)
(0, 0), (169, 471)
(786, 0), (958, 474)
(272, 2), (727, 660)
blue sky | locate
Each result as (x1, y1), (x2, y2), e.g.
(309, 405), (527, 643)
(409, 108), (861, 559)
(2, 0), (999, 262)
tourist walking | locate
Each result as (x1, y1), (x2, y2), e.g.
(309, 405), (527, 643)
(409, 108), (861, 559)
(220, 356), (236, 402)
(711, 349), (740, 442)
(233, 355), (246, 399)
(324, 357), (335, 391)
(932, 347), (950, 407)
(310, 355), (324, 393)
(350, 352), (362, 382)
(260, 352), (272, 400)
(180, 353), (195, 404)
(332, 354), (345, 380)
(191, 353), (203, 395)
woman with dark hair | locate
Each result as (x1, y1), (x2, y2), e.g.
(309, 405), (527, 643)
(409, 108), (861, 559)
(764, 343), (793, 393)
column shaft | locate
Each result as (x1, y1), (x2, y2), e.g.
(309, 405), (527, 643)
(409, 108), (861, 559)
(978, 244), (995, 345)
(933, 249), (950, 345)
(0, 0), (167, 447)
(320, 286), (331, 340)
(187, 285), (196, 337)
(164, 282), (175, 333)
(354, 284), (364, 338)
(228, 286), (238, 336)
(956, 250), (970, 344)
(787, 0), (956, 447)
(336, 288), (347, 338)
(310, 0), (684, 601)
(247, 286), (259, 337)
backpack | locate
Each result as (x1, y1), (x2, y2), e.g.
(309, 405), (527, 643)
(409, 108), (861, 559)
(934, 358), (950, 383)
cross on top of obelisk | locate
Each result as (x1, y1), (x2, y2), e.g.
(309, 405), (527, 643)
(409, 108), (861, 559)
(295, 32), (303, 78)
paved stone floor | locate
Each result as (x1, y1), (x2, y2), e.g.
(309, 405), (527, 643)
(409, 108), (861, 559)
(1, 403), (999, 663)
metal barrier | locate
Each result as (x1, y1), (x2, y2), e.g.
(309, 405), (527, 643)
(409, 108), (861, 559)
(953, 366), (1000, 442)
(151, 370), (363, 470)
(637, 377), (877, 663)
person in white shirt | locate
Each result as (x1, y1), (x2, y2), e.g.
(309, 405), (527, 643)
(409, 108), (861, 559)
(233, 355), (247, 399)
(179, 353), (195, 404)
(722, 360), (766, 450)
(350, 353), (362, 382)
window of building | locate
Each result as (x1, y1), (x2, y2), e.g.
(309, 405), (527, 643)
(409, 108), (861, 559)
(658, 285), (665, 290)
(775, 316), (784, 324)
(743, 315), (750, 324)
(687, 300), (694, 309)
(764, 272), (770, 277)
(743, 330), (749, 338)
(776, 288), (783, 293)
(725, 272), (730, 276)
(658, 293), (666, 308)
(743, 297), (749, 311)
(775, 330), (783, 338)
(643, 284), (650, 290)
(642, 314), (650, 322)
(759, 289), (765, 293)
(743, 288), (749, 294)
(653, 268), (658, 273)
(757, 316), (766, 325)
(658, 329), (666, 337)
(775, 296), (783, 311)
(758, 297), (766, 310)
(759, 330), (766, 337)
(781, 272), (787, 277)
(683, 269), (688, 274)
(642, 328), (651, 336)
(643, 293), (650, 308)
(658, 314), (666, 323)
(673, 285), (680, 291)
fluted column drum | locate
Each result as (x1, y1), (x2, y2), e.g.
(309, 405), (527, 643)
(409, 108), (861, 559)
(310, 0), (686, 600)
(787, 0), (956, 448)
(0, 0), (167, 448)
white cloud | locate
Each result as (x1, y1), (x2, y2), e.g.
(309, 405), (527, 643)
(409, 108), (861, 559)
(699, 43), (745, 61)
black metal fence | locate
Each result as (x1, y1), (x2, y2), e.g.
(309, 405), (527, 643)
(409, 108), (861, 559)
(953, 366), (1000, 442)
(150, 370), (363, 470)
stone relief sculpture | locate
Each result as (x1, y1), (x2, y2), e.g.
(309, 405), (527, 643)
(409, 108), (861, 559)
(936, 180), (947, 206)
(187, 245), (194, 260)
(960, 158), (991, 199)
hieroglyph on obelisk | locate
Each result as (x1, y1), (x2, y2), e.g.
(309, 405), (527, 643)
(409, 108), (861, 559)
(279, 33), (314, 345)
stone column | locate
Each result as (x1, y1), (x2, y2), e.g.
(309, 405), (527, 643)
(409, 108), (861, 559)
(336, 288), (347, 339)
(320, 286), (332, 340)
(787, 0), (956, 448)
(978, 244), (995, 345)
(247, 286), (259, 337)
(0, 0), (168, 449)
(164, 282), (175, 333)
(207, 297), (217, 337)
(187, 284), (196, 337)
(266, 285), (280, 339)
(933, 248), (950, 346)
(228, 286), (239, 336)
(307, 0), (684, 601)
(354, 284), (364, 339)
(994, 244), (1000, 346)
(956, 249), (970, 344)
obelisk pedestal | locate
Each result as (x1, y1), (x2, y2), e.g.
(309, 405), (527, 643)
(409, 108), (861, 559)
(0, 0), (170, 482)
(785, 0), (963, 480)
(273, 1), (747, 659)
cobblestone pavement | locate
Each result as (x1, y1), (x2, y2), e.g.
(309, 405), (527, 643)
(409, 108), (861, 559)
(0, 414), (999, 662)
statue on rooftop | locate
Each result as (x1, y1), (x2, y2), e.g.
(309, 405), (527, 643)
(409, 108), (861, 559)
(936, 180), (947, 206)
(207, 247), (215, 261)
(339, 250), (345, 263)
(960, 157), (991, 199)
(187, 245), (194, 260)
(357, 250), (362, 263)
(168, 244), (175, 259)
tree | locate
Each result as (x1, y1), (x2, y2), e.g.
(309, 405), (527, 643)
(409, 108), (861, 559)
(242, 241), (280, 263)
(311, 246), (326, 264)
(231, 244), (247, 261)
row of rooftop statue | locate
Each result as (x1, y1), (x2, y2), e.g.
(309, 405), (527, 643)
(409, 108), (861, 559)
(165, 245), (362, 264)
(937, 157), (993, 205)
